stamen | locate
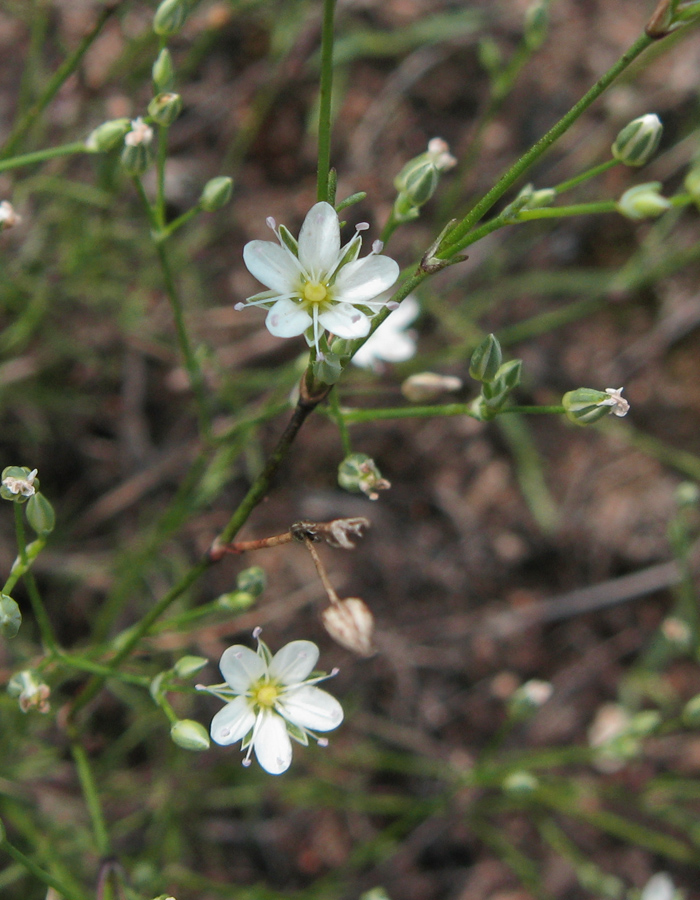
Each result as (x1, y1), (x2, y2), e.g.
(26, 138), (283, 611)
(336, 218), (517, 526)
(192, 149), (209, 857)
(386, 301), (399, 310)
(242, 758), (252, 767)
(317, 737), (329, 747)
(355, 222), (370, 232)
(372, 240), (384, 254)
(266, 217), (276, 231)
(234, 302), (245, 310)
(253, 626), (263, 639)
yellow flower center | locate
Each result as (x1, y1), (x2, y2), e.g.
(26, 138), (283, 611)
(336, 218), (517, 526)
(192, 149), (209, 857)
(302, 281), (328, 305)
(253, 683), (279, 708)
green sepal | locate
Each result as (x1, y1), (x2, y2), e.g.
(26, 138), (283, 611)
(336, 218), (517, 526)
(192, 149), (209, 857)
(285, 721), (309, 746)
(0, 594), (21, 639)
(236, 566), (266, 597)
(26, 492), (55, 536)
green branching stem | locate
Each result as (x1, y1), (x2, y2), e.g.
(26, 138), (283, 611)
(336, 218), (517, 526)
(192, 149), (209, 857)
(438, 32), (654, 258)
(553, 158), (619, 195)
(340, 403), (566, 425)
(0, 3), (120, 159)
(69, 736), (111, 858)
(0, 838), (89, 900)
(0, 142), (89, 174)
(316, 0), (337, 202)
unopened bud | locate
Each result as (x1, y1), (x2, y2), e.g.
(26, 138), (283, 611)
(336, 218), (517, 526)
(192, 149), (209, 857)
(563, 386), (629, 425)
(401, 372), (463, 403)
(170, 719), (210, 751)
(508, 679), (553, 719)
(612, 114), (663, 167)
(661, 616), (693, 648)
(524, 1), (549, 50)
(469, 334), (502, 382)
(26, 492), (55, 536)
(0, 201), (20, 230)
(236, 565), (265, 597)
(503, 771), (539, 794)
(215, 590), (255, 611)
(516, 183), (556, 210)
(322, 598), (374, 656)
(0, 594), (21, 639)
(154, 0), (194, 36)
(617, 182), (671, 220)
(481, 359), (522, 409)
(200, 176), (233, 211)
(85, 118), (131, 152)
(121, 118), (154, 175)
(148, 92), (182, 127)
(338, 453), (390, 501)
(682, 694), (700, 727)
(7, 670), (51, 713)
(152, 48), (175, 92)
(173, 656), (208, 678)
(393, 139), (456, 219)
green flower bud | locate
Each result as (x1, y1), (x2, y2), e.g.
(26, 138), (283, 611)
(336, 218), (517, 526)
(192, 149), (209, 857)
(520, 184), (556, 209)
(154, 0), (194, 36)
(26, 492), (55, 536)
(562, 387), (629, 425)
(477, 37), (503, 75)
(502, 770), (539, 794)
(524, 1), (549, 50)
(148, 92), (182, 127)
(173, 656), (208, 678)
(395, 159), (440, 208)
(85, 118), (131, 152)
(170, 719), (210, 751)
(682, 694), (700, 727)
(215, 590), (255, 611)
(612, 114), (663, 167)
(152, 48), (175, 92)
(199, 176), (233, 212)
(628, 710), (662, 737)
(481, 359), (522, 408)
(469, 334), (502, 382)
(0, 594), (21, 639)
(338, 453), (390, 501)
(236, 565), (266, 597)
(1, 466), (39, 502)
(617, 182), (671, 220)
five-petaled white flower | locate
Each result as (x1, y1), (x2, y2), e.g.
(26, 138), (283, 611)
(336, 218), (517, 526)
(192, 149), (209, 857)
(198, 633), (343, 775)
(2, 468), (37, 497)
(238, 201), (400, 355)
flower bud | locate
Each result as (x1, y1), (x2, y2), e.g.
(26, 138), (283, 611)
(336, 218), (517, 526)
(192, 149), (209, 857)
(628, 710), (662, 737)
(338, 453), (390, 501)
(562, 386), (629, 425)
(401, 372), (463, 403)
(481, 359), (522, 408)
(469, 334), (502, 382)
(524, 0), (549, 50)
(477, 37), (503, 75)
(147, 92), (182, 127)
(395, 158), (439, 208)
(0, 594), (21, 639)
(215, 590), (255, 611)
(26, 492), (55, 536)
(152, 48), (175, 92)
(612, 114), (663, 167)
(85, 118), (131, 152)
(322, 597), (374, 656)
(200, 176), (233, 211)
(617, 182), (671, 220)
(507, 679), (553, 720)
(682, 694), (700, 727)
(121, 118), (154, 175)
(154, 0), (194, 36)
(1, 466), (38, 502)
(236, 565), (265, 597)
(516, 183), (556, 210)
(7, 670), (50, 713)
(661, 616), (693, 649)
(170, 719), (210, 751)
(0, 201), (20, 231)
(173, 656), (208, 678)
(502, 771), (539, 794)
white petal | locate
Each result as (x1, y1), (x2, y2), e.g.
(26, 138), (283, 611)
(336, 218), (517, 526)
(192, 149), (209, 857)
(254, 711), (293, 774)
(319, 303), (371, 339)
(219, 645), (266, 692)
(334, 255), (400, 304)
(270, 640), (319, 685)
(243, 240), (300, 294)
(279, 685), (344, 732)
(210, 696), (256, 745)
(641, 874), (675, 900)
(265, 298), (312, 337)
(298, 202), (340, 279)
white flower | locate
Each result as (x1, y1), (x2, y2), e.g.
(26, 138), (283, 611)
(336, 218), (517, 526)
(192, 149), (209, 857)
(641, 873), (680, 900)
(2, 468), (37, 497)
(352, 294), (419, 370)
(124, 117), (153, 147)
(426, 137), (457, 172)
(0, 201), (20, 230)
(199, 633), (343, 775)
(599, 387), (630, 417)
(238, 201), (400, 355)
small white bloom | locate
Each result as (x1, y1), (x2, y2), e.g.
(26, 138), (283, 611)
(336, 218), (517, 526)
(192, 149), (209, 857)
(199, 633), (343, 774)
(239, 202), (400, 355)
(427, 137), (457, 172)
(2, 468), (37, 497)
(641, 873), (679, 900)
(598, 387), (630, 417)
(0, 201), (20, 230)
(124, 117), (154, 147)
(352, 294), (419, 370)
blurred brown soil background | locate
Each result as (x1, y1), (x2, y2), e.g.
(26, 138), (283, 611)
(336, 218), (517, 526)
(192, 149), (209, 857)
(1, 1), (700, 898)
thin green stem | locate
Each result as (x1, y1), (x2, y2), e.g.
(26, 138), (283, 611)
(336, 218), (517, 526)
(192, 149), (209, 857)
(23, 570), (58, 653)
(341, 403), (565, 424)
(158, 204), (202, 240)
(0, 837), (89, 900)
(56, 652), (151, 687)
(328, 387), (352, 455)
(553, 158), (619, 195)
(69, 737), (111, 857)
(1, 3), (120, 158)
(0, 142), (89, 173)
(13, 502), (28, 567)
(155, 125), (169, 230)
(515, 200), (617, 220)
(316, 0), (337, 202)
(439, 32), (654, 257)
